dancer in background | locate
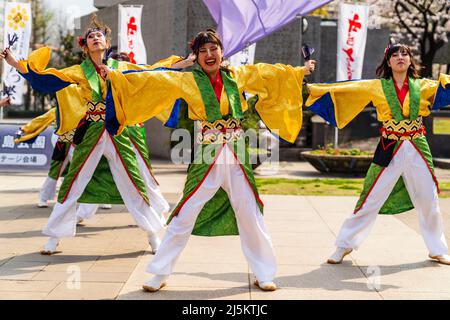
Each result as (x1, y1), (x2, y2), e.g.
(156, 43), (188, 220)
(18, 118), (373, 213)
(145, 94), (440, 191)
(76, 51), (170, 224)
(306, 43), (450, 265)
(14, 108), (74, 208)
(14, 108), (111, 216)
(1, 14), (184, 255)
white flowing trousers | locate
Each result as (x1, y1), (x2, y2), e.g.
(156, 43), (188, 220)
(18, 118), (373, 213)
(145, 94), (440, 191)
(42, 130), (165, 238)
(39, 144), (74, 203)
(75, 143), (170, 221)
(132, 144), (170, 216)
(76, 203), (101, 220)
(147, 144), (277, 282)
(335, 140), (448, 256)
(39, 177), (58, 203)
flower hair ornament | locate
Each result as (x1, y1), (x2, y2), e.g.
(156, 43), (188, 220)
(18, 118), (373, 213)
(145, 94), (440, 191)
(384, 42), (401, 59)
(78, 36), (86, 48)
(384, 44), (393, 58)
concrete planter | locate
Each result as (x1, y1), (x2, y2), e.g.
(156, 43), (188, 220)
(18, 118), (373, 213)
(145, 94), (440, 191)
(301, 151), (373, 174)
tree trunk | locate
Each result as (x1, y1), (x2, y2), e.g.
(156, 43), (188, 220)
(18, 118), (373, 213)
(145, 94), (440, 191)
(421, 53), (434, 78)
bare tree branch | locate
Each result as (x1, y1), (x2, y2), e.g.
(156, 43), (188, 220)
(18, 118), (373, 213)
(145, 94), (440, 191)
(437, 0), (447, 14)
(405, 0), (425, 13)
(425, 0), (434, 11)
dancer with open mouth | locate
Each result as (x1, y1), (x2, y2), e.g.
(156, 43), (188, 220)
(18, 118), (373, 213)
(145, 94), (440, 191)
(102, 28), (316, 292)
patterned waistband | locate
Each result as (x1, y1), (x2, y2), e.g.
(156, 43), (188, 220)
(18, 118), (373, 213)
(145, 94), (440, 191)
(57, 129), (75, 143)
(85, 101), (106, 122)
(196, 118), (243, 145)
(86, 111), (106, 115)
(380, 116), (426, 140)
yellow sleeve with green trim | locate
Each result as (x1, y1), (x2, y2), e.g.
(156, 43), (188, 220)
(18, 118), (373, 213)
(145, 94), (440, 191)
(231, 64), (306, 143)
(18, 47), (84, 92)
(18, 47), (101, 133)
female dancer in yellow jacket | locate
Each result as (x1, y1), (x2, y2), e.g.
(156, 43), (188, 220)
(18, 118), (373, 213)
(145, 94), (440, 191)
(1, 16), (184, 255)
(306, 44), (450, 265)
(102, 29), (316, 292)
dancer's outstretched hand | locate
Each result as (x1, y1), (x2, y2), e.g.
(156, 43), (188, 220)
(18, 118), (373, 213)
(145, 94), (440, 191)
(0, 48), (8, 60)
(1, 48), (17, 67)
(1, 48), (26, 73)
(0, 97), (11, 108)
(304, 59), (316, 75)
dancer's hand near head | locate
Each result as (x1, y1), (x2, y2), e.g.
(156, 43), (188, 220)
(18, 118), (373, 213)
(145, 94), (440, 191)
(304, 59), (316, 75)
(99, 64), (111, 80)
(0, 97), (11, 108)
(0, 48), (26, 74)
(171, 53), (196, 69)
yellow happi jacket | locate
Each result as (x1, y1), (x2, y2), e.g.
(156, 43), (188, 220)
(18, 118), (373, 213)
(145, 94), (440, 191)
(18, 47), (183, 135)
(305, 75), (450, 127)
(107, 64), (307, 143)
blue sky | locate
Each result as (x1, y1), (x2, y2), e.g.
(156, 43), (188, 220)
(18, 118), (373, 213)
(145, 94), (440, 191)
(44, 0), (97, 31)
(42, 0), (98, 44)
(44, 0), (97, 18)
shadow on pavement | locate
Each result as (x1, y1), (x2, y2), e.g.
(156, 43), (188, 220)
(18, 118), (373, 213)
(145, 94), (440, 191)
(0, 225), (139, 239)
(169, 260), (445, 293)
(0, 250), (145, 278)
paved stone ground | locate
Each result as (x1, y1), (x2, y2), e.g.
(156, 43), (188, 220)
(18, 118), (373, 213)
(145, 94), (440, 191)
(0, 161), (449, 300)
(254, 160), (450, 181)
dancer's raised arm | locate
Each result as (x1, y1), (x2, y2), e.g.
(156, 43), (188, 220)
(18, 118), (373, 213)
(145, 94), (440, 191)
(1, 47), (80, 93)
(306, 79), (383, 128)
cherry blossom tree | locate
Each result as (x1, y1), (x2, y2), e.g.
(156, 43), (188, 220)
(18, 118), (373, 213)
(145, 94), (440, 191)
(383, 0), (449, 76)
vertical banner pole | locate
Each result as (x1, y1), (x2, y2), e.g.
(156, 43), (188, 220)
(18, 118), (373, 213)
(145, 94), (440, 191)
(335, 3), (369, 148)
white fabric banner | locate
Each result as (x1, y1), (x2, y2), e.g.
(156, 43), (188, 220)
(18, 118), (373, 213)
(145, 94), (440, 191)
(336, 3), (369, 81)
(229, 43), (256, 68)
(118, 5), (147, 64)
(229, 43), (256, 101)
(2, 3), (32, 105)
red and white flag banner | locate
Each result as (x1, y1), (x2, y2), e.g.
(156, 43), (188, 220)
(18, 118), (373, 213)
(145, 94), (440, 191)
(337, 3), (369, 81)
(118, 5), (147, 64)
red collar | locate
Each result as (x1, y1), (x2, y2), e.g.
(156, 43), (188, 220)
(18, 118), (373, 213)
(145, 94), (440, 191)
(393, 77), (409, 107)
(90, 59), (105, 79)
(208, 72), (223, 102)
